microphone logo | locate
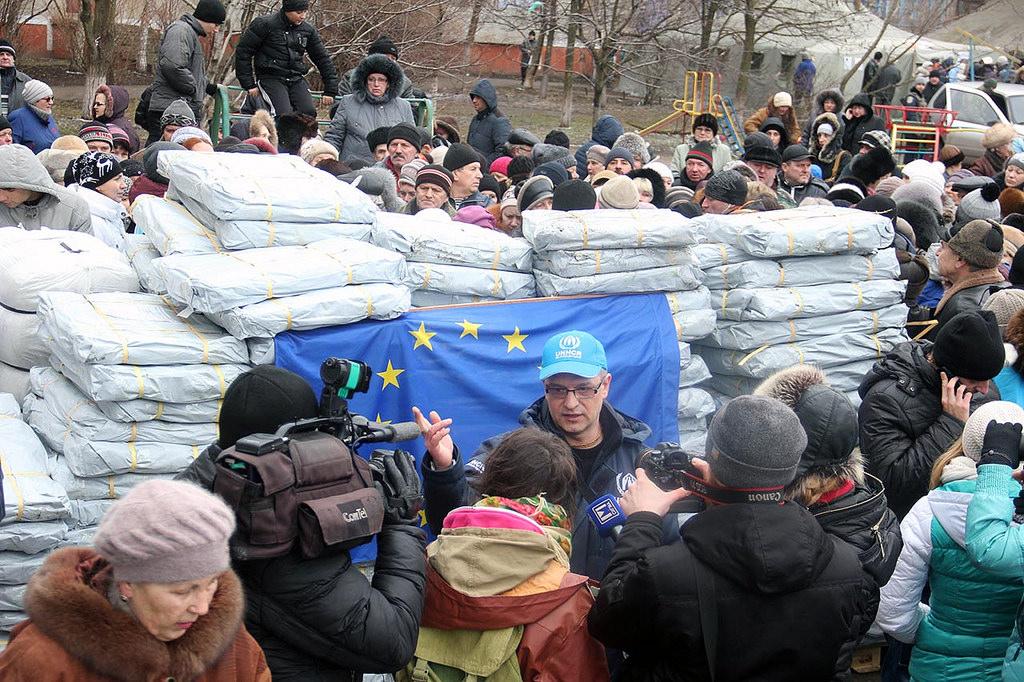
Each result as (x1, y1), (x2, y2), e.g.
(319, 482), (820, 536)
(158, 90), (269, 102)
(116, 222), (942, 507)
(591, 495), (622, 524)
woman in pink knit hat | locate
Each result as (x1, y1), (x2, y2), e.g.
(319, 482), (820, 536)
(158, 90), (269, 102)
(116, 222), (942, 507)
(0, 480), (270, 681)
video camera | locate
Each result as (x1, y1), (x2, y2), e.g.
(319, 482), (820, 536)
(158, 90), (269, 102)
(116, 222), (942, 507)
(637, 442), (786, 505)
(214, 358), (421, 561)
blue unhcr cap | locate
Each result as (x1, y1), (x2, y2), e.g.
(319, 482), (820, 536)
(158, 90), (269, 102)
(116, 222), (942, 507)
(539, 330), (607, 380)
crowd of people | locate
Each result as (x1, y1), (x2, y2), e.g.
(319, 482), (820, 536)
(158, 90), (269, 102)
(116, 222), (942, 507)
(5, 1), (1024, 679)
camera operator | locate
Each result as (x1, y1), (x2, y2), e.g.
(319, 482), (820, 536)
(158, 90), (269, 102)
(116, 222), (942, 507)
(177, 365), (427, 682)
(587, 395), (871, 681)
(415, 330), (693, 580)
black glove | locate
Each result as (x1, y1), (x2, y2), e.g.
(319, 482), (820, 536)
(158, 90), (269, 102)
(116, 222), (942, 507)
(979, 421), (1024, 469)
(205, 82), (220, 97)
(369, 449), (423, 525)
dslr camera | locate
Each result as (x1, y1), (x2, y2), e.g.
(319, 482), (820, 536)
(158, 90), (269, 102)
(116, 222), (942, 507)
(637, 442), (785, 505)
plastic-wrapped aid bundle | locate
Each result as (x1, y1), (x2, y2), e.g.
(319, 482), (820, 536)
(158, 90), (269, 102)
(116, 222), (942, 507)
(0, 228), (139, 402)
(130, 194), (224, 256)
(159, 150), (378, 224)
(0, 403), (71, 631)
(155, 237), (408, 314)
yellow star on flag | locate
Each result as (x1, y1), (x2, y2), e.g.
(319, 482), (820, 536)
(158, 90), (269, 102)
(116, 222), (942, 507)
(374, 413), (393, 425)
(459, 319), (482, 339)
(376, 360), (405, 390)
(409, 322), (437, 351)
(503, 326), (528, 353)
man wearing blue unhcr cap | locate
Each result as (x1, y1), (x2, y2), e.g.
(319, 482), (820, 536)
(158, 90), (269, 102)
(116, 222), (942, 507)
(413, 330), (676, 579)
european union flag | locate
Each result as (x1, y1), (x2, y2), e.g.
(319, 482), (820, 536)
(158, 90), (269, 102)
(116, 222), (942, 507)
(274, 292), (681, 560)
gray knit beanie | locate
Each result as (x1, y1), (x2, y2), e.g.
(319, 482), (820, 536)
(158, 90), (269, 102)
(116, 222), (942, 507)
(956, 183), (1002, 227)
(21, 79), (52, 106)
(962, 401), (1024, 461)
(705, 395), (807, 489)
(94, 480), (235, 583)
(612, 132), (651, 165)
(704, 169), (749, 206)
(586, 144), (610, 165)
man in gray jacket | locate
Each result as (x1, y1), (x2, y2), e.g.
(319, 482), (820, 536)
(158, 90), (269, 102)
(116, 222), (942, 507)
(0, 144), (91, 231)
(0, 40), (31, 117)
(145, 0), (226, 144)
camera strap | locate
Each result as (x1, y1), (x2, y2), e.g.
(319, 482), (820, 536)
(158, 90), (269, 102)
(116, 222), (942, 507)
(677, 471), (786, 505)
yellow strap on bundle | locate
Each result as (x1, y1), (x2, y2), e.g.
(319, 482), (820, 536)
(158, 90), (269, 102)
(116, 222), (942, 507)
(85, 295), (131, 364)
(720, 290), (729, 316)
(786, 229), (795, 256)
(226, 252), (275, 300)
(738, 344), (770, 367)
(871, 310), (880, 333)
(847, 222), (855, 250)
(128, 442), (138, 471)
(0, 454), (24, 520)
(490, 272), (503, 297)
(269, 298), (294, 330)
(578, 215), (590, 249)
(161, 295), (211, 363)
(853, 282), (864, 309)
(594, 251), (602, 275)
(265, 222), (276, 248)
(871, 334), (883, 358)
(107, 476), (116, 499)
(132, 366), (145, 399)
(777, 264), (785, 287)
(788, 319), (797, 342)
(865, 255), (875, 280)
(788, 288), (804, 314)
(365, 294), (375, 318)
(213, 365), (227, 398)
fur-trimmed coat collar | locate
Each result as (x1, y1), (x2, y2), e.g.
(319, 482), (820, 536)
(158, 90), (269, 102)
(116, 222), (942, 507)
(352, 54), (404, 104)
(2, 547), (266, 682)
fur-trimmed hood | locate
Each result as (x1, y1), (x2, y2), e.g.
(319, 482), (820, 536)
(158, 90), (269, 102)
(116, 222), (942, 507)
(754, 364), (862, 480)
(810, 112), (843, 157)
(94, 84), (130, 121)
(352, 54), (404, 104)
(13, 547), (247, 681)
(247, 109), (278, 150)
(814, 89), (845, 117)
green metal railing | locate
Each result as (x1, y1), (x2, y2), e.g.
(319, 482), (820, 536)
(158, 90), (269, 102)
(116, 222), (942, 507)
(211, 85), (434, 145)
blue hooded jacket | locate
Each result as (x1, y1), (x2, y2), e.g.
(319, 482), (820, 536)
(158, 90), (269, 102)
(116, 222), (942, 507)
(574, 114), (624, 178)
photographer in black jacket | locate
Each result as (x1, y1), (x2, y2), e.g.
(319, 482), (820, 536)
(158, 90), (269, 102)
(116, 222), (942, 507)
(177, 365), (426, 682)
(234, 0), (339, 118)
(589, 395), (871, 681)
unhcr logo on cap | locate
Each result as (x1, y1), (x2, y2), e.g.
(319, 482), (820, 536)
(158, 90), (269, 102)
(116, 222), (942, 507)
(554, 334), (583, 360)
(539, 330), (608, 380)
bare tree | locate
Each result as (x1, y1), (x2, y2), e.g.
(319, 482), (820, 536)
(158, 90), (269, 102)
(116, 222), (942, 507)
(0, 0), (54, 51)
(80, 0), (118, 115)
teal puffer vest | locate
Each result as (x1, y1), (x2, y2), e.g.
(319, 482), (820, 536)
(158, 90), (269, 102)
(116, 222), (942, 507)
(911, 479), (1024, 681)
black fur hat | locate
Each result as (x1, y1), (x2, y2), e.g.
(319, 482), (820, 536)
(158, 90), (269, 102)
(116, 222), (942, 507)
(896, 199), (943, 251)
(628, 167), (667, 208)
(352, 54), (404, 102)
(848, 146), (896, 187)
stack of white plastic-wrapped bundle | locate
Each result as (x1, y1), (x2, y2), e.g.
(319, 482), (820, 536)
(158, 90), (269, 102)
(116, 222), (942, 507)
(690, 206), (909, 406)
(25, 291), (249, 531)
(523, 209), (718, 450)
(144, 152), (412, 365)
(0, 228), (139, 401)
(0, 393), (71, 633)
(372, 212), (535, 307)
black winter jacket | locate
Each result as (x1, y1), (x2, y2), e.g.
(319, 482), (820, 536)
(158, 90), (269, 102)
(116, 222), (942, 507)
(840, 94), (886, 155)
(588, 503), (871, 681)
(811, 473), (902, 680)
(858, 341), (998, 519)
(176, 444), (427, 681)
(236, 528), (426, 681)
(466, 79), (511, 165)
(420, 397), (692, 580)
(235, 10), (339, 96)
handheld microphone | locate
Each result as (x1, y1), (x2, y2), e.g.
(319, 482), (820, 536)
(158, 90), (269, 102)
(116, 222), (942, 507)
(587, 494), (627, 540)
(363, 421), (422, 443)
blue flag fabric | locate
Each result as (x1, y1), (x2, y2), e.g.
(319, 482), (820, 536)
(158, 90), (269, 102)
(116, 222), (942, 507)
(274, 292), (680, 561)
